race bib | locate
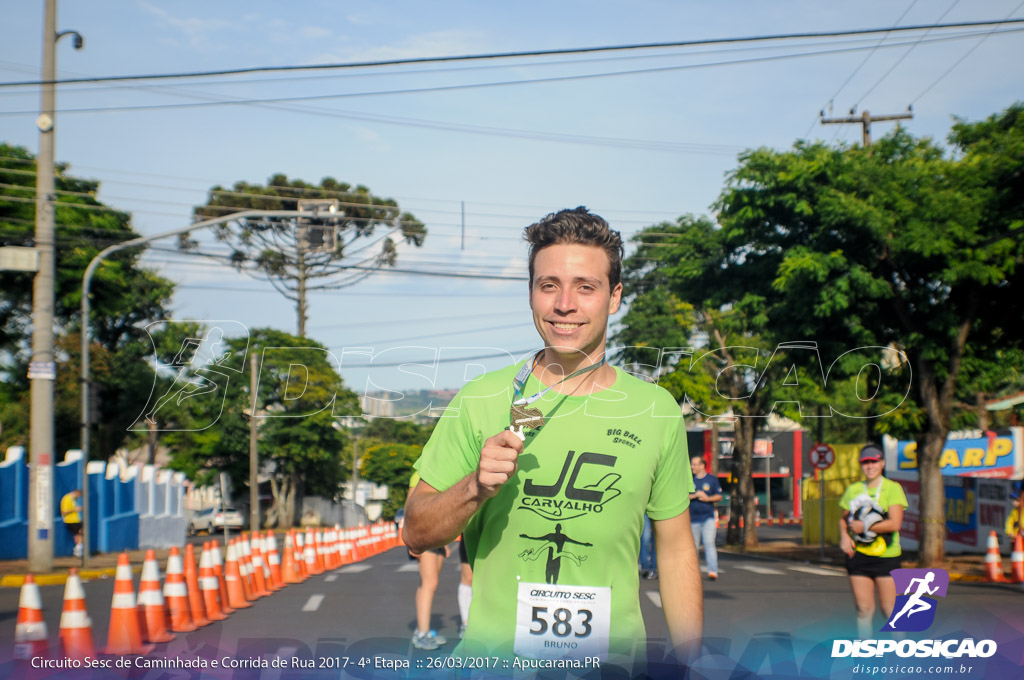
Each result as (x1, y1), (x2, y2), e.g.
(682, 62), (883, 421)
(513, 582), (610, 661)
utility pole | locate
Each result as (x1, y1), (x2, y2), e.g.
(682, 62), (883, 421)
(820, 108), (913, 146)
(29, 0), (82, 573)
(249, 352), (260, 534)
(351, 437), (359, 505)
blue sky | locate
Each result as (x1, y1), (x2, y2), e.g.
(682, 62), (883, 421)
(3, 1), (1023, 397)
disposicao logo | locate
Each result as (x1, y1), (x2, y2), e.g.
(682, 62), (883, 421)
(883, 568), (949, 632)
(832, 569), (997, 659)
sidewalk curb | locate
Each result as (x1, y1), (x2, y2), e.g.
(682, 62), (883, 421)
(0, 565), (142, 588)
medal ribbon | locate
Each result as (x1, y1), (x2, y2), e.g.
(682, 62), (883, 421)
(511, 351), (606, 407)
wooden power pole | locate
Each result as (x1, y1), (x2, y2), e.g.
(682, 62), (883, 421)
(820, 108), (913, 146)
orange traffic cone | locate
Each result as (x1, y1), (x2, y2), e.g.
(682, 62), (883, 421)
(281, 532), (301, 584)
(294, 531), (309, 580)
(305, 530), (321, 575)
(59, 568), (95, 661)
(249, 540), (270, 597)
(985, 530), (1009, 583)
(265, 532), (283, 589)
(14, 574), (48, 660)
(199, 543), (228, 621)
(183, 544), (210, 627)
(137, 551), (175, 643)
(210, 541), (235, 615)
(314, 530), (327, 573)
(1011, 533), (1024, 583)
(238, 539), (257, 600)
(104, 553), (154, 655)
(163, 547), (196, 632)
(224, 541), (252, 609)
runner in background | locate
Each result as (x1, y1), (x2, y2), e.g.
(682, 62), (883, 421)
(689, 454), (722, 581)
(639, 514), (657, 579)
(457, 536), (472, 638)
(1005, 481), (1023, 540)
(838, 444), (907, 640)
(407, 470), (448, 650)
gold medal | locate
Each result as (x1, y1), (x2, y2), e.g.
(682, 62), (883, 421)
(509, 403), (545, 441)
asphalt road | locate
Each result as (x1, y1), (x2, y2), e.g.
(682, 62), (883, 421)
(2, 545), (1022, 679)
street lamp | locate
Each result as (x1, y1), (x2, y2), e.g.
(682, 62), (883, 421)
(28, 0), (83, 573)
(79, 209), (316, 565)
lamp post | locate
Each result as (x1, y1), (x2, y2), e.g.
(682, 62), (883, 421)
(28, 0), (82, 573)
(79, 210), (315, 564)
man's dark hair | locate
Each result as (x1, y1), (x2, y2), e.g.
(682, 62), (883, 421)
(524, 206), (623, 289)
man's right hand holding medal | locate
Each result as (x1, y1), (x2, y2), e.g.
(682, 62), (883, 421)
(473, 430), (524, 499)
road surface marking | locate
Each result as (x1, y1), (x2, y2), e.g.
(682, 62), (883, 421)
(302, 594), (325, 612)
(398, 563), (420, 572)
(324, 574), (338, 582)
(788, 565), (842, 577)
(735, 565), (786, 575)
(646, 591), (662, 608)
(339, 565), (372, 574)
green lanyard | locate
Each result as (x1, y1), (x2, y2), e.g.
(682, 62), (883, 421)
(511, 351), (606, 407)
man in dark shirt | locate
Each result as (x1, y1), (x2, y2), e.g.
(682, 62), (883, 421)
(688, 455), (723, 580)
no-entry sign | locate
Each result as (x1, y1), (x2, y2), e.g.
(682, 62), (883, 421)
(810, 443), (835, 470)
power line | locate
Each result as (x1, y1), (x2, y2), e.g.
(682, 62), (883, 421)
(823, 0), (921, 112)
(342, 349), (536, 369)
(3, 19), (1021, 88)
(3, 27), (1023, 118)
(340, 322), (529, 348)
(309, 310), (516, 332)
(853, 0), (960, 108)
(0, 34), (909, 96)
(172, 283), (524, 298)
(912, 0), (1024, 105)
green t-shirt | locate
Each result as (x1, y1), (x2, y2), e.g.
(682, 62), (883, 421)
(415, 361), (693, 666)
(839, 477), (908, 558)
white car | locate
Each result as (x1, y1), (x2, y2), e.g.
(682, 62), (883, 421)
(188, 507), (244, 535)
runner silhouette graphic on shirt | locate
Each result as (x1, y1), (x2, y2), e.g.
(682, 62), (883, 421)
(888, 571), (939, 627)
(519, 523), (592, 584)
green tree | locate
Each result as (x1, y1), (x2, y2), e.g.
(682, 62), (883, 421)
(360, 441), (423, 521)
(0, 143), (175, 457)
(188, 175), (426, 337)
(714, 105), (1023, 565)
(619, 215), (818, 547)
(162, 327), (358, 528)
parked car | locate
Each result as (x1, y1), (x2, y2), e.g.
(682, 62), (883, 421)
(188, 507), (244, 535)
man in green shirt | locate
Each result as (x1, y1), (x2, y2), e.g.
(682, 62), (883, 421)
(404, 207), (702, 673)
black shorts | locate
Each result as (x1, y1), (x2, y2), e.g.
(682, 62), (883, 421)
(407, 547), (446, 561)
(459, 537), (468, 564)
(65, 522), (82, 536)
(846, 551), (901, 578)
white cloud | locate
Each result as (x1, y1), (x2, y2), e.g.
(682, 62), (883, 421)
(351, 125), (390, 151)
(300, 26), (333, 40)
(353, 30), (488, 62)
(138, 0), (237, 46)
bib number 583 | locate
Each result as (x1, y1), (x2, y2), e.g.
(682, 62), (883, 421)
(530, 606), (593, 638)
(514, 582), (610, 660)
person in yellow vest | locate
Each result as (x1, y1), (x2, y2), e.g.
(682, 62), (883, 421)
(1006, 482), (1023, 540)
(839, 445), (907, 640)
(60, 489), (84, 557)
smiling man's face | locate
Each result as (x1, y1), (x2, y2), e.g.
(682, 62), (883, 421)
(529, 243), (622, 365)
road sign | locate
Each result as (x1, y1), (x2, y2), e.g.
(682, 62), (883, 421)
(810, 443), (836, 470)
(28, 361), (57, 380)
